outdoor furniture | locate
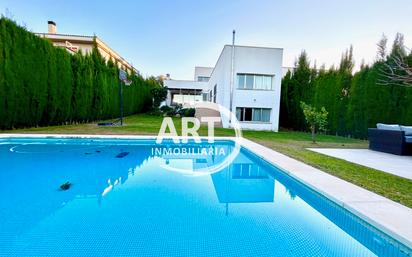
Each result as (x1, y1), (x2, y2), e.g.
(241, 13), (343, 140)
(368, 124), (412, 155)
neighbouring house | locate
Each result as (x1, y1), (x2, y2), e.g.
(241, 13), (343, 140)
(164, 45), (283, 131)
(35, 21), (137, 74)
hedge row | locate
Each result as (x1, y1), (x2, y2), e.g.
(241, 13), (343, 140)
(0, 18), (155, 129)
(280, 34), (412, 138)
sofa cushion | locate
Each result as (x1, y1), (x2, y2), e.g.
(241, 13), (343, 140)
(376, 123), (401, 131)
(400, 126), (412, 136)
(405, 136), (412, 143)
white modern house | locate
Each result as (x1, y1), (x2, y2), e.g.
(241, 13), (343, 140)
(164, 43), (283, 131)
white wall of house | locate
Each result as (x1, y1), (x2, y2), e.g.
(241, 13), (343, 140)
(164, 45), (283, 132)
(234, 46), (283, 131)
(208, 45), (283, 131)
(206, 46), (231, 127)
(194, 67), (213, 81)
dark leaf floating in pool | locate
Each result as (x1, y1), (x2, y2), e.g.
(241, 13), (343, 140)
(116, 152), (129, 158)
(60, 182), (71, 191)
(96, 150), (101, 153)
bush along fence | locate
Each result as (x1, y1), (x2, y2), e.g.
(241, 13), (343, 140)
(0, 17), (156, 129)
(280, 34), (412, 139)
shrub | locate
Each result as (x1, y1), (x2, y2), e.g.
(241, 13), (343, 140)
(180, 108), (196, 117)
(300, 101), (328, 143)
(160, 105), (173, 114)
(150, 83), (168, 109)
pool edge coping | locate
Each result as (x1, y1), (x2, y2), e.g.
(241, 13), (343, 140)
(239, 137), (412, 251)
(1, 133), (412, 250)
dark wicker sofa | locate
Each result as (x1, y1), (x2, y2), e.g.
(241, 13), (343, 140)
(368, 126), (412, 155)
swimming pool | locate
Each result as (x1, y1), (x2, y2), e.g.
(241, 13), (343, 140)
(0, 137), (410, 256)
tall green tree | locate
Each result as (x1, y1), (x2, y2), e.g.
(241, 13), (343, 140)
(280, 35), (412, 139)
(287, 51), (313, 130)
(279, 70), (292, 127)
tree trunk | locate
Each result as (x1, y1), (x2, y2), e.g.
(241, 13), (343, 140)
(311, 125), (316, 143)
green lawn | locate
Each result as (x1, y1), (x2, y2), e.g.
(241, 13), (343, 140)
(4, 114), (412, 208)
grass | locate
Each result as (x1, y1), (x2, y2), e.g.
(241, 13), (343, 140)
(4, 114), (412, 208)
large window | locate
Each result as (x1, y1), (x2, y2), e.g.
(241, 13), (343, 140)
(213, 84), (217, 103)
(197, 76), (210, 82)
(236, 107), (271, 122)
(172, 94), (202, 105)
(202, 92), (209, 101)
(237, 74), (273, 90)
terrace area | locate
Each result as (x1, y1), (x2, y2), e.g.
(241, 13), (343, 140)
(309, 148), (412, 180)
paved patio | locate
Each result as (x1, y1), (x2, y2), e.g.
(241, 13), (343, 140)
(308, 148), (412, 180)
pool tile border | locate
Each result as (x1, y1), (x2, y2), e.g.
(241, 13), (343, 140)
(1, 133), (411, 249)
(239, 137), (412, 250)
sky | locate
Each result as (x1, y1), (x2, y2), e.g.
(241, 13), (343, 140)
(1, 0), (411, 79)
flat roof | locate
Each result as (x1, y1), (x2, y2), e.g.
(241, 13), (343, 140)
(164, 80), (209, 90)
(224, 44), (284, 50)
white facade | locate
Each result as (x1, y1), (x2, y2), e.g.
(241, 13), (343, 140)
(194, 67), (213, 81)
(164, 80), (208, 106)
(164, 45), (283, 132)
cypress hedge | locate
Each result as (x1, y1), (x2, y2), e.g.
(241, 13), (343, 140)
(0, 17), (154, 129)
(280, 34), (412, 138)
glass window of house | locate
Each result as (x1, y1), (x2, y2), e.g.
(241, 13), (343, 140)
(263, 75), (272, 90)
(237, 74), (245, 89)
(262, 109), (271, 122)
(236, 107), (271, 122)
(202, 93), (208, 101)
(182, 95), (190, 104)
(252, 108), (262, 121)
(245, 75), (254, 89)
(244, 108), (252, 121)
(255, 75), (263, 90)
(237, 74), (273, 90)
(213, 84), (217, 103)
(195, 95), (202, 102)
(236, 108), (242, 121)
(172, 94), (182, 104)
(197, 76), (210, 82)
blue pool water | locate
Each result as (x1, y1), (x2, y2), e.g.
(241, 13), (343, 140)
(0, 138), (410, 257)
